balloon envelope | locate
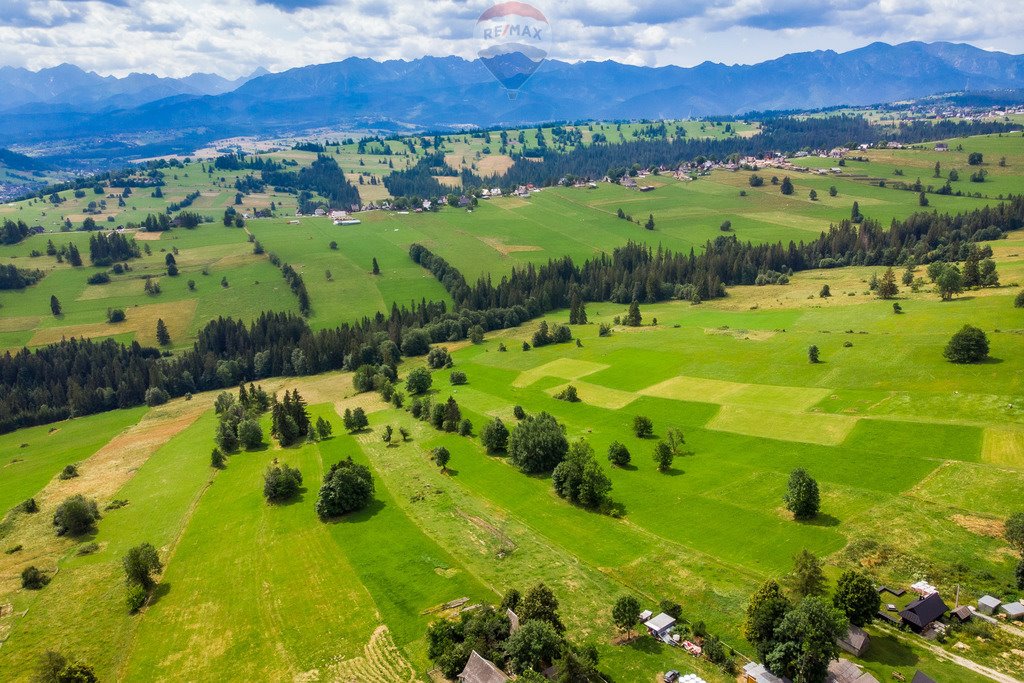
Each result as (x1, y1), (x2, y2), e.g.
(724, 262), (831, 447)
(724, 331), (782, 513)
(475, 2), (550, 96)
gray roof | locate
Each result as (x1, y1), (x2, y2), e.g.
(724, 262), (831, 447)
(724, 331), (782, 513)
(643, 612), (676, 632)
(826, 659), (879, 683)
(457, 651), (509, 683)
(1002, 601), (1024, 617)
(742, 662), (791, 683)
(978, 595), (1001, 608)
(911, 672), (937, 683)
(838, 624), (870, 654)
(506, 608), (520, 633)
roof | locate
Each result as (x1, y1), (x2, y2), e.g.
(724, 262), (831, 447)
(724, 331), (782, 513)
(506, 608), (520, 633)
(457, 651), (509, 683)
(643, 612), (676, 632)
(978, 595), (1001, 609)
(742, 662), (790, 683)
(1002, 601), (1024, 617)
(639, 609), (653, 621)
(951, 606), (972, 621)
(900, 593), (949, 629)
(826, 659), (879, 683)
(838, 624), (870, 654)
(911, 672), (937, 683)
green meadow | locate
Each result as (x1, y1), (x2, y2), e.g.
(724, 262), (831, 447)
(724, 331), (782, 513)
(0, 128), (1022, 682)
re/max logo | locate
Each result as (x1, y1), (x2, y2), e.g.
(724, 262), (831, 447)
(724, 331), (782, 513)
(482, 23), (543, 40)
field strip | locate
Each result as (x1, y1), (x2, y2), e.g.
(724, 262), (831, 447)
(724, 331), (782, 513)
(325, 625), (417, 683)
(981, 427), (1024, 468)
(545, 381), (637, 409)
(28, 298), (199, 347)
(0, 401), (205, 597)
(706, 405), (859, 446)
(638, 374), (829, 411)
(512, 358), (609, 388)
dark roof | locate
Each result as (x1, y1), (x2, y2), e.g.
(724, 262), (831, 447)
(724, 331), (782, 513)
(951, 605), (972, 621)
(911, 671), (937, 683)
(458, 651), (509, 683)
(900, 593), (949, 629)
(838, 624), (870, 654)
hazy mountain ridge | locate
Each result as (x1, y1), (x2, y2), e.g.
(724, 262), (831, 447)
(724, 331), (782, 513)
(1, 42), (1021, 161)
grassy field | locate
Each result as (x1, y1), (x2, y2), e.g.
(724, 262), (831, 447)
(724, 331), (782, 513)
(0, 128), (1022, 682)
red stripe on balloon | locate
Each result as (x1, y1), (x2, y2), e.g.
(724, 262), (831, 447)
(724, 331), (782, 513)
(477, 2), (548, 23)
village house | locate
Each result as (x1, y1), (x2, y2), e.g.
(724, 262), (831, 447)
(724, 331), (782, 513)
(643, 612), (676, 642)
(899, 592), (949, 633)
(1002, 601), (1024, 621)
(457, 651), (509, 683)
(826, 659), (879, 683)
(838, 624), (870, 657)
(978, 595), (1001, 615)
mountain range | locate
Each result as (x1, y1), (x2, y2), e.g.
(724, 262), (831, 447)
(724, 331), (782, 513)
(1, 41), (1022, 164)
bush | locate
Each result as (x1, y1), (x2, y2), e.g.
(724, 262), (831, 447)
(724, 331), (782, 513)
(449, 370), (467, 385)
(58, 464), (79, 480)
(316, 458), (374, 519)
(427, 347), (452, 369)
(123, 542), (162, 589)
(53, 495), (100, 536)
(607, 441), (631, 467)
(21, 565), (50, 589)
(106, 308), (126, 323)
(1015, 290), (1024, 308)
(943, 325), (989, 363)
(264, 463), (303, 502)
(480, 417), (510, 452)
(144, 387), (169, 406)
(508, 412), (569, 474)
(554, 385), (579, 402)
(632, 415), (653, 438)
(126, 582), (148, 613)
(513, 405), (526, 420)
(86, 272), (110, 285)
(405, 367), (432, 394)
(20, 498), (38, 513)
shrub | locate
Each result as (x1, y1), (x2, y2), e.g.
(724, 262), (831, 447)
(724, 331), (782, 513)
(459, 418), (473, 436)
(126, 582), (148, 613)
(22, 566), (50, 589)
(123, 542), (162, 589)
(449, 370), (467, 385)
(554, 385), (579, 402)
(427, 347), (452, 369)
(144, 387), (169, 406)
(264, 463), (303, 502)
(86, 272), (110, 285)
(513, 405), (526, 420)
(480, 417), (510, 452)
(943, 325), (989, 363)
(607, 441), (631, 467)
(632, 415), (653, 438)
(58, 464), (79, 480)
(19, 498), (38, 513)
(316, 458), (374, 519)
(405, 367), (432, 395)
(53, 495), (100, 536)
(106, 308), (126, 323)
(1015, 290), (1024, 308)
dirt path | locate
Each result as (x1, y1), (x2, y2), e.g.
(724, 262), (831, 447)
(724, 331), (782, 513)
(877, 624), (1023, 683)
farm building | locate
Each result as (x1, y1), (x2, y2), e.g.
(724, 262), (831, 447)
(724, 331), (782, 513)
(742, 662), (790, 683)
(838, 624), (870, 656)
(950, 606), (972, 623)
(1002, 601), (1024, 620)
(978, 595), (1001, 615)
(639, 609), (653, 622)
(909, 580), (937, 597)
(457, 650), (509, 683)
(899, 592), (949, 632)
(911, 671), (937, 683)
(826, 658), (879, 683)
(643, 612), (676, 641)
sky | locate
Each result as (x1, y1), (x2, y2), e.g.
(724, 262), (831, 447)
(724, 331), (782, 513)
(0, 0), (1021, 79)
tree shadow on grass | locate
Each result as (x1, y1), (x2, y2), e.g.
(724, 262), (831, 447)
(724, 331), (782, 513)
(148, 582), (171, 607)
(325, 498), (385, 524)
(625, 635), (662, 655)
(799, 513), (841, 528)
(442, 468), (459, 477)
(860, 630), (918, 668)
(616, 463), (638, 472)
(659, 467), (684, 477)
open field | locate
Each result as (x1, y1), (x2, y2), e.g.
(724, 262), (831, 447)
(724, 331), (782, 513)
(0, 128), (1023, 682)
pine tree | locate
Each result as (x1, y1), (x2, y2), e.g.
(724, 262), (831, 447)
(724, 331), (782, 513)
(624, 300), (642, 327)
(372, 257), (380, 275)
(780, 176), (794, 195)
(876, 267), (898, 300)
(155, 319), (171, 346)
(49, 295), (61, 317)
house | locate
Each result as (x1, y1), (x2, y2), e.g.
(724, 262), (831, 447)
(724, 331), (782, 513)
(977, 595), (1001, 615)
(638, 609), (653, 622)
(900, 592), (949, 632)
(742, 662), (790, 683)
(643, 612), (676, 641)
(313, 207), (326, 216)
(911, 671), (937, 683)
(457, 650), (509, 683)
(934, 143), (949, 152)
(506, 608), (520, 633)
(620, 176), (637, 188)
(826, 659), (879, 683)
(838, 624), (870, 657)
(1002, 601), (1024, 621)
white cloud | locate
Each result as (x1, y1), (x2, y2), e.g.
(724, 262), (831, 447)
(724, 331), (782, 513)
(0, 0), (1019, 78)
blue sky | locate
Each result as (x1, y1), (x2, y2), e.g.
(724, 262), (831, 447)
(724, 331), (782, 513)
(0, 0), (1019, 78)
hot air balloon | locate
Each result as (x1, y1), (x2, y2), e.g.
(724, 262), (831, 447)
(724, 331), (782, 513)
(475, 2), (550, 100)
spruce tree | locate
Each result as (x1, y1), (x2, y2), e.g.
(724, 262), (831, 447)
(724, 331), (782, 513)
(49, 295), (61, 317)
(155, 319), (171, 346)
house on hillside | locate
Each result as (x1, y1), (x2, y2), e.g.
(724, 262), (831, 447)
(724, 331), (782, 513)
(1002, 601), (1024, 621)
(838, 624), (870, 657)
(978, 595), (1001, 615)
(950, 605), (972, 623)
(457, 650), (509, 683)
(900, 592), (949, 632)
(620, 176), (637, 189)
(934, 143), (949, 152)
(643, 612), (676, 641)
